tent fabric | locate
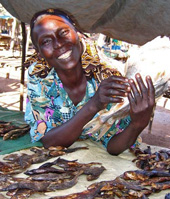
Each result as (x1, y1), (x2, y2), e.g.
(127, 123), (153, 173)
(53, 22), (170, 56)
(1, 0), (170, 45)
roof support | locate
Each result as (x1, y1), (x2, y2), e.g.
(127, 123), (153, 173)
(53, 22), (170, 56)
(19, 22), (26, 112)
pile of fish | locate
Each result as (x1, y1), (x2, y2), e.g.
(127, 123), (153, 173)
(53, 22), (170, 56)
(0, 146), (89, 174)
(130, 146), (170, 171)
(50, 169), (170, 199)
(0, 121), (30, 140)
(50, 147), (170, 199)
(0, 145), (170, 198)
(0, 146), (107, 198)
(0, 158), (105, 198)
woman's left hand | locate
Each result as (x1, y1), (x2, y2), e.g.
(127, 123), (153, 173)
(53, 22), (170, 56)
(127, 73), (155, 130)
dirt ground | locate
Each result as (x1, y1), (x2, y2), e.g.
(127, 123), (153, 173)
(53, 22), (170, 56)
(0, 49), (170, 149)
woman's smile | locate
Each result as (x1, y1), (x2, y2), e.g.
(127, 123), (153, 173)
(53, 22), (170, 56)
(57, 49), (72, 60)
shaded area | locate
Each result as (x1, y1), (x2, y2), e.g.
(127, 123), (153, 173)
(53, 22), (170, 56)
(141, 105), (170, 149)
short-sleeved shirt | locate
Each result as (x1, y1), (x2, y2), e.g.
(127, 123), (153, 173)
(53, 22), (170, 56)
(25, 38), (140, 148)
(25, 64), (133, 148)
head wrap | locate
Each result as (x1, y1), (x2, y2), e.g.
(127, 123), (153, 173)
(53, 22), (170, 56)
(30, 8), (75, 30)
(30, 8), (76, 47)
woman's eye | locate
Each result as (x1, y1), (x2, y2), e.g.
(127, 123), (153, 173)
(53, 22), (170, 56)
(60, 29), (69, 36)
(42, 39), (52, 46)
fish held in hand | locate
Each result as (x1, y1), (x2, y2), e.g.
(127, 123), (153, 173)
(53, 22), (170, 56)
(84, 36), (170, 139)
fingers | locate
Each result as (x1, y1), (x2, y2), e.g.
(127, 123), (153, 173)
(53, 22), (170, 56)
(101, 89), (127, 104)
(136, 74), (148, 101)
(107, 75), (128, 83)
(128, 77), (141, 104)
(127, 90), (136, 107)
(107, 88), (127, 97)
(127, 73), (155, 106)
(146, 75), (155, 106)
(103, 75), (129, 91)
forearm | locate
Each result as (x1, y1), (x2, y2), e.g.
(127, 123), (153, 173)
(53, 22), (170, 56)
(41, 98), (99, 148)
(107, 123), (145, 155)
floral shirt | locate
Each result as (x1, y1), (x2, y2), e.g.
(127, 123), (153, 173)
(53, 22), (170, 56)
(25, 63), (135, 148)
(25, 38), (140, 148)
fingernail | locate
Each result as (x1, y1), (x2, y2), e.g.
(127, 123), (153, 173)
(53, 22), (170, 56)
(127, 86), (131, 91)
(136, 74), (141, 78)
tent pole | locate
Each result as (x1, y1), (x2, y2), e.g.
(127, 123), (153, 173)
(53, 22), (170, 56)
(20, 22), (26, 112)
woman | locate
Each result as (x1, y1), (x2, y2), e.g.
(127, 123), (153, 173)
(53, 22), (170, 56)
(25, 9), (155, 155)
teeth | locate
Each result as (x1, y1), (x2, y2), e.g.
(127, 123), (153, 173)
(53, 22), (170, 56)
(58, 50), (72, 60)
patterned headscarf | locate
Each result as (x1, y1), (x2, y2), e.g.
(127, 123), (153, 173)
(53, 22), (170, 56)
(30, 8), (79, 47)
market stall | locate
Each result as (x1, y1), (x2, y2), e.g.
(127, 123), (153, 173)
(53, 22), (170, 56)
(0, 1), (170, 198)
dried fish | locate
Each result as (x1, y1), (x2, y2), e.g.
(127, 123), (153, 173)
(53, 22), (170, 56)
(0, 146), (88, 175)
(7, 189), (34, 199)
(24, 167), (65, 175)
(122, 170), (170, 181)
(50, 176), (151, 199)
(52, 158), (105, 181)
(1, 171), (82, 192)
(141, 177), (170, 186)
(3, 126), (30, 140)
(130, 147), (170, 171)
(28, 172), (72, 181)
(50, 181), (106, 199)
(152, 181), (170, 191)
(83, 166), (106, 181)
(54, 157), (102, 169)
(0, 125), (17, 135)
(83, 37), (170, 139)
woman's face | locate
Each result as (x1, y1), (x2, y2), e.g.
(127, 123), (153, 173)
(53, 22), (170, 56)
(32, 15), (82, 71)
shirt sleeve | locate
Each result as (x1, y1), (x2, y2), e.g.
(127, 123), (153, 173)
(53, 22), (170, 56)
(86, 116), (141, 149)
(99, 116), (141, 149)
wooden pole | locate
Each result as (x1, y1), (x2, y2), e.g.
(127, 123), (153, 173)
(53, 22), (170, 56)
(20, 22), (26, 112)
(9, 18), (17, 50)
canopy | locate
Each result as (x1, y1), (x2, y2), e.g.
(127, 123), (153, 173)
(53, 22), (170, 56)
(1, 0), (170, 45)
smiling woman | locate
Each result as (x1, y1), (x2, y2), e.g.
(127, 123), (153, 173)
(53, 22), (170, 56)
(32, 14), (81, 73)
(24, 8), (155, 155)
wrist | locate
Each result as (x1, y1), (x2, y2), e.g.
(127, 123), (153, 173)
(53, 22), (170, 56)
(129, 122), (146, 133)
(87, 97), (101, 114)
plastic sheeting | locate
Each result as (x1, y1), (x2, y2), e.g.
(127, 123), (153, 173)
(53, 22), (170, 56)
(1, 0), (170, 45)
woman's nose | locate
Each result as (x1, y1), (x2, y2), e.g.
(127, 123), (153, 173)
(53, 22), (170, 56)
(53, 37), (62, 49)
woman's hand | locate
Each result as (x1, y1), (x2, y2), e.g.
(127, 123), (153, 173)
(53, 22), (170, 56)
(127, 73), (155, 130)
(92, 75), (129, 111)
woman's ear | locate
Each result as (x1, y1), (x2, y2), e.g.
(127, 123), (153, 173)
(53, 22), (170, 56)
(77, 32), (86, 40)
(36, 51), (45, 61)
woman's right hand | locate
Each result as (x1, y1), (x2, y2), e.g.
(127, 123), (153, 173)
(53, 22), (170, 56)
(92, 75), (130, 111)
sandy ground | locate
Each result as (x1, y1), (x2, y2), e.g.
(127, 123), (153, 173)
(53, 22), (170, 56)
(0, 49), (170, 149)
